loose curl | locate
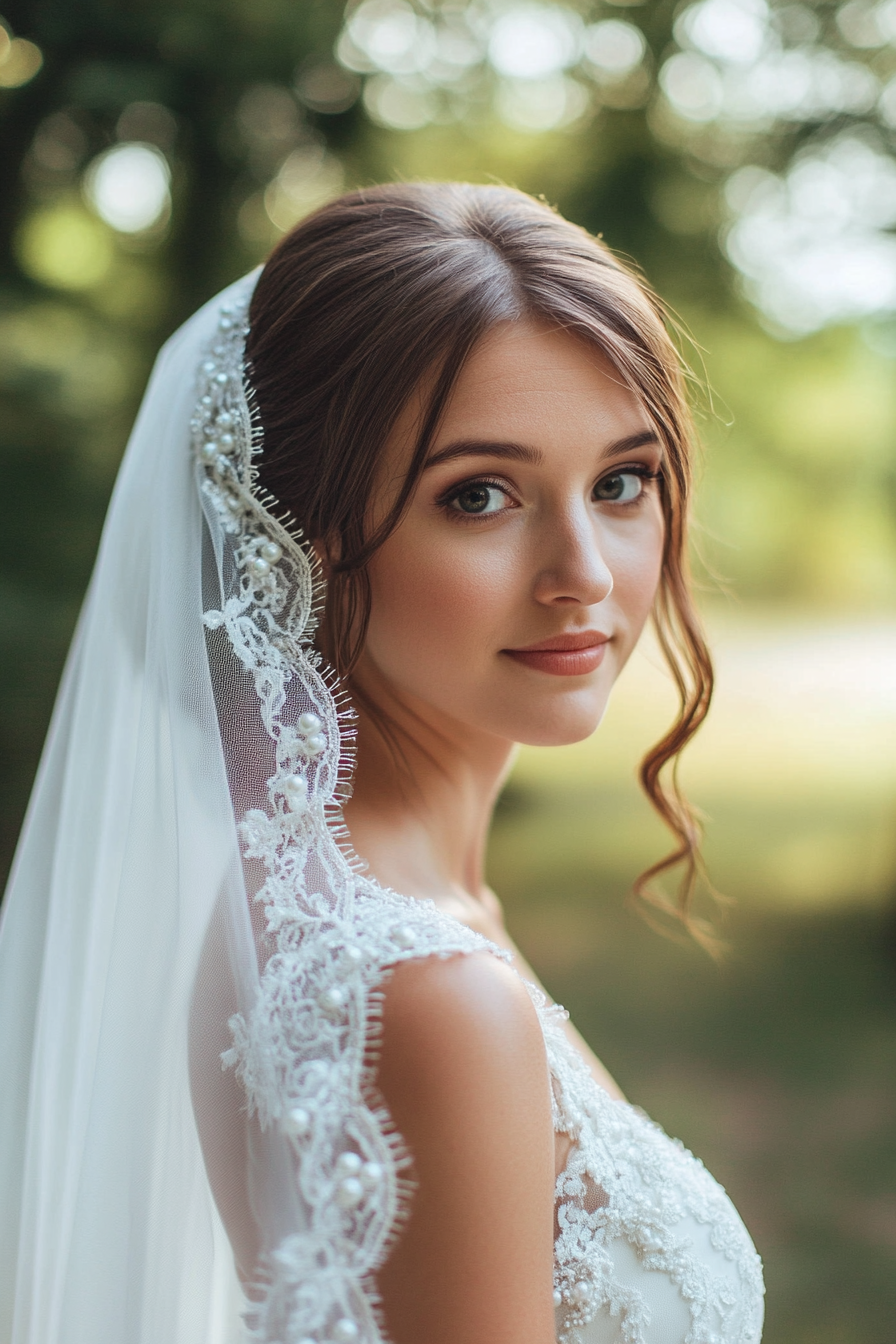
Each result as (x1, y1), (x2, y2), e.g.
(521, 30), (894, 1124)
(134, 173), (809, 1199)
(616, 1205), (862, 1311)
(248, 182), (717, 950)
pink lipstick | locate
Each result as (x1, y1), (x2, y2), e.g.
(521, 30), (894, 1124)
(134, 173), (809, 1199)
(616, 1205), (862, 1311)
(503, 630), (610, 677)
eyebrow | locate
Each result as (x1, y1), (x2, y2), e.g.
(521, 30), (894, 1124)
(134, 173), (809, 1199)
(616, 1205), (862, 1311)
(423, 439), (543, 469)
(423, 429), (662, 471)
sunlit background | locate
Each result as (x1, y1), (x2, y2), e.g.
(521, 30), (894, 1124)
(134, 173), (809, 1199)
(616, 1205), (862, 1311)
(1, 0), (895, 1338)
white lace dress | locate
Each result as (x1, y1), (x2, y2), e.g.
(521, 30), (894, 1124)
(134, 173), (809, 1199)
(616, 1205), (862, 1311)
(225, 872), (765, 1344)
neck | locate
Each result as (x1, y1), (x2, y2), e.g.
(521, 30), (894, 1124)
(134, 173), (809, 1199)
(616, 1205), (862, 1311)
(341, 659), (516, 907)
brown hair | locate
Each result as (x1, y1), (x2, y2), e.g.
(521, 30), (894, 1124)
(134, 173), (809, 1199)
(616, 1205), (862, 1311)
(247, 182), (716, 948)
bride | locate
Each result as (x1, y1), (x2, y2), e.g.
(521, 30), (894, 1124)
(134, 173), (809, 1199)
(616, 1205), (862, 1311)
(0, 183), (764, 1344)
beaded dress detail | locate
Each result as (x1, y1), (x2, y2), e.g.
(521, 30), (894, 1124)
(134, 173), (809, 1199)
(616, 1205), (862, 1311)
(192, 279), (765, 1344)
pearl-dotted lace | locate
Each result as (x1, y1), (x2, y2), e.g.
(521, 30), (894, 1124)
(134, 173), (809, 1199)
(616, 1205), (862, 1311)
(533, 992), (764, 1344)
(193, 283), (764, 1344)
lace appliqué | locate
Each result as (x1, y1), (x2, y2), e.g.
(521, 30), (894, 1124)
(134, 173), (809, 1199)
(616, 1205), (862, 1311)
(529, 989), (765, 1344)
(192, 286), (500, 1344)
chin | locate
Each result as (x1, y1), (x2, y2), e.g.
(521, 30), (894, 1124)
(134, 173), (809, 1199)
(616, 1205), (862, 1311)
(507, 697), (610, 749)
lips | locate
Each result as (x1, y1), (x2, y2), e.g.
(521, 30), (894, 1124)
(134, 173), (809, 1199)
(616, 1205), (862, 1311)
(502, 630), (610, 677)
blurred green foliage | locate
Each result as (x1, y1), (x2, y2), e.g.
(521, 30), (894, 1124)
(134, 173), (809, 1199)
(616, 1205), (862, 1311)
(1, 0), (896, 1339)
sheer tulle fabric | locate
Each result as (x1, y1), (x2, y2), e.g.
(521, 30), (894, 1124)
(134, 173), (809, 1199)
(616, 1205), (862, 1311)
(0, 274), (495, 1344)
(0, 278), (264, 1343)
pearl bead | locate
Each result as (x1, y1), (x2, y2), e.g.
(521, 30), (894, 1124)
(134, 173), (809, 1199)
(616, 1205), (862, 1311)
(219, 316), (233, 331)
(391, 924), (415, 950)
(217, 412), (233, 429)
(336, 1176), (364, 1208)
(201, 442), (218, 461)
(215, 372), (229, 386)
(202, 360), (217, 375)
(201, 394), (213, 407)
(361, 1161), (383, 1188)
(218, 433), (235, 452)
(552, 1289), (562, 1308)
(285, 1106), (311, 1137)
(261, 540), (282, 563)
(641, 1230), (663, 1253)
(249, 557), (271, 578)
(336, 1151), (362, 1176)
(284, 774), (307, 796)
(339, 946), (363, 975)
(305, 733), (326, 756)
(571, 1280), (591, 1305)
(299, 712), (321, 733)
(318, 986), (346, 1015)
(333, 1320), (359, 1343)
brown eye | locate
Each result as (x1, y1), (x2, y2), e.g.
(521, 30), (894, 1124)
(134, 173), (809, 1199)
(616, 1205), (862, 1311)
(593, 471), (645, 503)
(449, 484), (507, 515)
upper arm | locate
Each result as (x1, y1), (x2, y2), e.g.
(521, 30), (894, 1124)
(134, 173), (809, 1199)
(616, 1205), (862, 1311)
(373, 951), (557, 1344)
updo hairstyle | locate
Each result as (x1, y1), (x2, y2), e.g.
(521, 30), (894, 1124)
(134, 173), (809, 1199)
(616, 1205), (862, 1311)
(247, 182), (716, 947)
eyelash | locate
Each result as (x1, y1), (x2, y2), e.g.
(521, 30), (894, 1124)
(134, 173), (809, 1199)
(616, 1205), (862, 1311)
(438, 477), (516, 522)
(438, 466), (662, 523)
(594, 466), (663, 508)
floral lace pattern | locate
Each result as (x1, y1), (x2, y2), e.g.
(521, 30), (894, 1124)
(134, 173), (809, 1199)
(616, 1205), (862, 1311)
(192, 282), (503, 1344)
(530, 992), (765, 1344)
(191, 282), (764, 1344)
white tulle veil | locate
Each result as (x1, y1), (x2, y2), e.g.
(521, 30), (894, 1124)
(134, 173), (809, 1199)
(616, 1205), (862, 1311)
(0, 270), (464, 1344)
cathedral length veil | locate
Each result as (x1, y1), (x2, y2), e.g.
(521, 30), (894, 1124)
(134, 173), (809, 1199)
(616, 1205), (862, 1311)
(0, 271), (441, 1344)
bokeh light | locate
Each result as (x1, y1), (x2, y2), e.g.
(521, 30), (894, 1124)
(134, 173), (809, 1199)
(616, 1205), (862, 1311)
(294, 62), (361, 114)
(83, 143), (171, 235)
(263, 144), (345, 231)
(0, 34), (43, 88)
(675, 0), (771, 65)
(487, 5), (582, 78)
(15, 205), (114, 290)
(723, 131), (896, 332)
(583, 20), (647, 77)
(333, 0), (647, 131)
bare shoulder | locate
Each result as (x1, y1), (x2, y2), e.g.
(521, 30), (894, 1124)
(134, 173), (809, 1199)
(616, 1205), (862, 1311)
(377, 950), (548, 1101)
(375, 951), (557, 1344)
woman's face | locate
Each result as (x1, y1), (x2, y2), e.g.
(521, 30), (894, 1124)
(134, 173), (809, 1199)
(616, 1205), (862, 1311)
(361, 320), (666, 749)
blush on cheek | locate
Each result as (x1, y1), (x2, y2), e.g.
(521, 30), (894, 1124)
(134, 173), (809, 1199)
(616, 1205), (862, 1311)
(606, 520), (664, 617)
(364, 538), (518, 708)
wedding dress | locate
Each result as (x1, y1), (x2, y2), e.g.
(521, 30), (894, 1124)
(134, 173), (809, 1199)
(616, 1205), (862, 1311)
(0, 271), (764, 1344)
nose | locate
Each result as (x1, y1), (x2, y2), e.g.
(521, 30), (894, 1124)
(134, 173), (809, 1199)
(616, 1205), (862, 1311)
(531, 505), (613, 608)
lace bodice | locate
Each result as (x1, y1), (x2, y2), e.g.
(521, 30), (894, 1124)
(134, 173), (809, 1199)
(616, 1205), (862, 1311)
(225, 875), (764, 1344)
(535, 980), (764, 1344)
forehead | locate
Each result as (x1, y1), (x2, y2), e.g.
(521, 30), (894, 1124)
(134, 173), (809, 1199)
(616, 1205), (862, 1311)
(377, 318), (655, 494)
(436, 318), (651, 443)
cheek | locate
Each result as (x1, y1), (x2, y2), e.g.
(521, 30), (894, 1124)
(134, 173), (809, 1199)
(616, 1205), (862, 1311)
(364, 528), (519, 690)
(605, 512), (665, 624)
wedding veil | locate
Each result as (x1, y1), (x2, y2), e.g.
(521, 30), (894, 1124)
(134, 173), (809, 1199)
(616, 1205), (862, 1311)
(0, 270), (430, 1344)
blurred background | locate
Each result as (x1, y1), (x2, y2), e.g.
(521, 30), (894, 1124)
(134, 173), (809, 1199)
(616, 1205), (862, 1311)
(1, 0), (895, 1338)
